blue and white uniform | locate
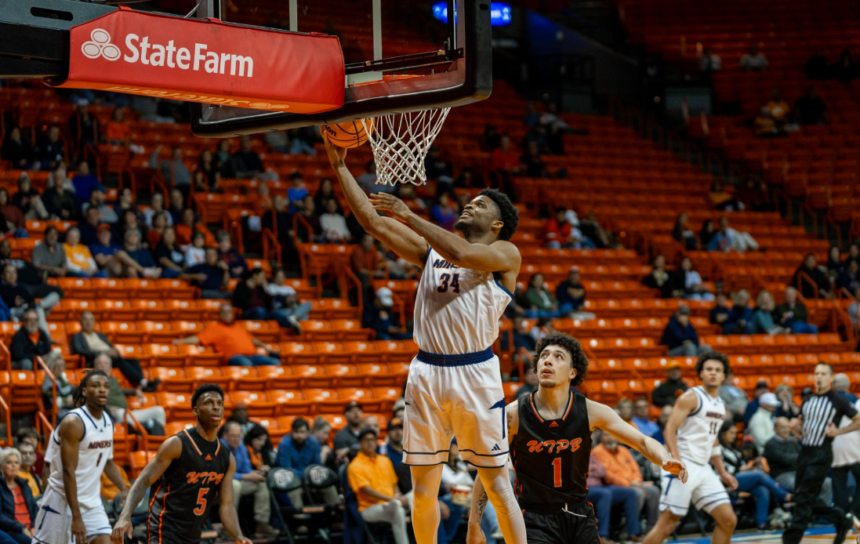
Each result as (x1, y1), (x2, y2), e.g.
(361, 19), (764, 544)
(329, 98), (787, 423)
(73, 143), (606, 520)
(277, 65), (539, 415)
(32, 406), (114, 544)
(403, 247), (512, 467)
(659, 386), (731, 516)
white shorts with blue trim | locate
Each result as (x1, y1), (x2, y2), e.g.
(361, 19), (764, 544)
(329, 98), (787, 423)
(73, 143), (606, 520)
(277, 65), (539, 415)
(32, 486), (111, 544)
(659, 459), (730, 517)
(402, 348), (508, 468)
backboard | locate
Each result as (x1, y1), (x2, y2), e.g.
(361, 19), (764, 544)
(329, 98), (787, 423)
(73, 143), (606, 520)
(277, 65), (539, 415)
(182, 0), (492, 137)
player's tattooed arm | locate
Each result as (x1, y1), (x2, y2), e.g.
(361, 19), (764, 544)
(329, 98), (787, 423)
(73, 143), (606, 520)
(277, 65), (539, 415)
(507, 399), (519, 445)
(467, 472), (489, 544)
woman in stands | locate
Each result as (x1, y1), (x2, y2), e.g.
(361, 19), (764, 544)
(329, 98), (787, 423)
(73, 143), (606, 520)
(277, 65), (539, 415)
(314, 178), (342, 216)
(700, 219), (717, 249)
(184, 231), (207, 268)
(522, 272), (570, 319)
(0, 191), (24, 238)
(155, 227), (187, 279)
(11, 176), (48, 221)
(719, 422), (790, 530)
(672, 212), (698, 250)
(196, 148), (221, 192)
(147, 211), (168, 248)
(0, 448), (37, 544)
(642, 254), (682, 299)
(678, 256), (715, 301)
(244, 425), (276, 471)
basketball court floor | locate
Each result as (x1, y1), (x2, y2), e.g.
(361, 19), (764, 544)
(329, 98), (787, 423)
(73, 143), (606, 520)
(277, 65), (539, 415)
(669, 526), (856, 544)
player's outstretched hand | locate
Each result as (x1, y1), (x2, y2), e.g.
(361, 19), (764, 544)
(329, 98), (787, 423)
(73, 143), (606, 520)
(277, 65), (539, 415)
(111, 515), (133, 543)
(662, 458), (688, 484)
(370, 193), (411, 220)
(320, 127), (347, 164)
(466, 523), (487, 544)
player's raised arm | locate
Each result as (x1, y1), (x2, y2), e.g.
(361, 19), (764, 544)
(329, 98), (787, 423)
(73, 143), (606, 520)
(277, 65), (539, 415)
(58, 415), (87, 544)
(111, 436), (182, 543)
(322, 130), (429, 267)
(219, 454), (252, 544)
(587, 399), (687, 483)
(370, 192), (521, 279)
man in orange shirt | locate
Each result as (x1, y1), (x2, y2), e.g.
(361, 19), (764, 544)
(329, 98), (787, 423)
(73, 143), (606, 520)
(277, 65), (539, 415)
(173, 302), (281, 366)
(593, 433), (661, 533)
(347, 427), (408, 544)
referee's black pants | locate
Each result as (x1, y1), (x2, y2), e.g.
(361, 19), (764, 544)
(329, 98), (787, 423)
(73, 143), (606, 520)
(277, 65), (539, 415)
(783, 446), (845, 544)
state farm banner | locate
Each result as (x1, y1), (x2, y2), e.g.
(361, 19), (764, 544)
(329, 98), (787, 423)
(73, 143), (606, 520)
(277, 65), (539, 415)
(49, 6), (345, 113)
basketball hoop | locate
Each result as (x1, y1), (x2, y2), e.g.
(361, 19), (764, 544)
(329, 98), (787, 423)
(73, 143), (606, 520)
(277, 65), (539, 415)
(361, 107), (451, 186)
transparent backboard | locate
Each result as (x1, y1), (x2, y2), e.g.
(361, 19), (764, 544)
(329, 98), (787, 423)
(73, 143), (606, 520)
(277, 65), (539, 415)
(176, 0), (492, 137)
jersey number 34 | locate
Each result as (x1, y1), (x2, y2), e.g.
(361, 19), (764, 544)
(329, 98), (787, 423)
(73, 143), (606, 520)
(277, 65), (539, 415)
(438, 273), (461, 294)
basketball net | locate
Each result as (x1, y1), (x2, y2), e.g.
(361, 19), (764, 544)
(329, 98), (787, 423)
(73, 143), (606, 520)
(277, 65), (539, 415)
(361, 107), (451, 186)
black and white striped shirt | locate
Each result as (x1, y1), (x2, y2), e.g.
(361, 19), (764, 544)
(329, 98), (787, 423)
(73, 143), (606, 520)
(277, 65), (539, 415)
(800, 390), (857, 448)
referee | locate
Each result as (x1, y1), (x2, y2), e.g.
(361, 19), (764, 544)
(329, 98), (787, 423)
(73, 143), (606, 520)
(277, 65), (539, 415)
(783, 362), (860, 544)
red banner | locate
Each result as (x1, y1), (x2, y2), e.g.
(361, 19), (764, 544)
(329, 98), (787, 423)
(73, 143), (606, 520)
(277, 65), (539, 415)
(50, 7), (345, 114)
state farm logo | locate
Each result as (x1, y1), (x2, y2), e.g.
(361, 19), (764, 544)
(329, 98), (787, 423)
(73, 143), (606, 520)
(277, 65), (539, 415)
(81, 29), (121, 61)
(79, 28), (255, 78)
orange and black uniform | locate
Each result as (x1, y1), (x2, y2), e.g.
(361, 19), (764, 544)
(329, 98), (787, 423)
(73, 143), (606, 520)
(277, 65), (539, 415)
(149, 428), (231, 544)
(511, 391), (599, 544)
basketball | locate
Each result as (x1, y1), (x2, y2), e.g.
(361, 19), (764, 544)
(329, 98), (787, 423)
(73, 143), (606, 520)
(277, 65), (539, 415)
(323, 118), (374, 148)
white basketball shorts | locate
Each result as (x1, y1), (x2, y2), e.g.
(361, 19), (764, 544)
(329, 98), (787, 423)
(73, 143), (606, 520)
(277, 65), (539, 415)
(402, 347), (508, 468)
(31, 486), (111, 544)
(659, 459), (730, 517)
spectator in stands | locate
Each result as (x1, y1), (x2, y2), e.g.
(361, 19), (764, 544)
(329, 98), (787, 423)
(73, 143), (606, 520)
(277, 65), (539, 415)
(352, 234), (384, 288)
(513, 365), (539, 401)
(9, 309), (58, 371)
(632, 398), (659, 436)
(185, 247), (230, 299)
(678, 256), (714, 300)
(104, 108), (130, 146)
(286, 128), (316, 156)
(750, 290), (788, 335)
(320, 198), (352, 242)
(94, 354), (165, 434)
(220, 421), (279, 538)
(739, 43), (768, 71)
(167, 189), (186, 226)
(755, 90), (791, 137)
(424, 145), (454, 185)
(698, 45), (722, 74)
(521, 141), (548, 178)
(660, 305), (709, 357)
(585, 450), (635, 544)
(143, 192), (172, 229)
(33, 125), (65, 171)
(91, 224), (135, 277)
(153, 227), (187, 278)
(1, 128), (33, 170)
(0, 190), (25, 236)
(718, 216), (759, 252)
(364, 287), (411, 341)
(795, 87), (829, 125)
(837, 260), (860, 294)
(268, 267), (312, 328)
(292, 195), (322, 242)
(14, 430), (43, 479)
(529, 316), (556, 344)
(174, 302), (281, 366)
(82, 188), (119, 224)
(764, 417), (805, 492)
(311, 418), (333, 467)
(348, 427), (408, 544)
(774, 383), (800, 419)
(276, 418), (320, 500)
(62, 228), (105, 278)
(356, 161), (380, 193)
(286, 172), (308, 215)
(230, 136), (265, 179)
(232, 268), (297, 330)
(42, 168), (77, 221)
(313, 178), (340, 214)
(642, 254), (681, 299)
(719, 422), (789, 530)
(244, 425), (275, 474)
(699, 219), (716, 249)
(174, 208), (201, 247)
(333, 401), (364, 459)
(114, 187), (140, 220)
(723, 290), (753, 334)
(15, 443), (40, 498)
(748, 392), (779, 453)
(833, 49), (858, 83)
(523, 272), (569, 319)
(846, 243), (860, 269)
(734, 178), (770, 212)
(651, 360), (687, 407)
(720, 370), (749, 420)
(672, 212), (698, 250)
(146, 212), (167, 248)
(77, 206), (101, 248)
(827, 246), (844, 283)
(225, 406), (255, 435)
(774, 286), (818, 333)
(555, 266), (596, 320)
(150, 145), (191, 196)
(70, 162), (102, 208)
(1, 265), (59, 334)
(805, 49), (831, 80)
(41, 356), (75, 419)
(383, 418), (404, 471)
(491, 133), (521, 183)
(214, 139), (234, 178)
(834, 373), (858, 403)
(792, 253), (833, 299)
(195, 149), (221, 192)
(71, 311), (156, 391)
(508, 317), (536, 352)
(543, 207), (594, 249)
(430, 192), (459, 231)
(743, 380), (770, 425)
(68, 102), (98, 148)
(615, 398), (634, 425)
(183, 231), (206, 268)
(121, 230), (160, 278)
(0, 241), (61, 301)
(592, 433), (657, 536)
(12, 177), (48, 221)
(216, 231), (248, 278)
(0, 447), (38, 544)
(264, 130), (288, 154)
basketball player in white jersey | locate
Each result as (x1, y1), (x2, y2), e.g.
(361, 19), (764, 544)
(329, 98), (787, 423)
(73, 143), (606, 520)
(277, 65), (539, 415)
(323, 133), (528, 543)
(32, 370), (128, 544)
(642, 352), (738, 544)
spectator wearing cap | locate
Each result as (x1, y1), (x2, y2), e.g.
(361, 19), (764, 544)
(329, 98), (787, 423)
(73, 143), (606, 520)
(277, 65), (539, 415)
(555, 266), (596, 320)
(651, 361), (688, 408)
(384, 418), (404, 470)
(347, 427), (409, 544)
(659, 306), (709, 357)
(333, 402), (364, 460)
(748, 392), (779, 453)
(364, 287), (411, 341)
(743, 381), (770, 425)
(276, 417), (321, 506)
